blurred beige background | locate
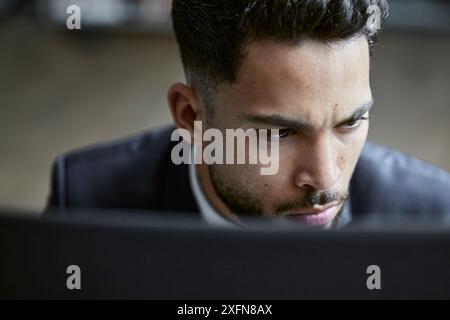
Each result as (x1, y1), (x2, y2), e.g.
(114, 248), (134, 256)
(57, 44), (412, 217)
(0, 16), (449, 213)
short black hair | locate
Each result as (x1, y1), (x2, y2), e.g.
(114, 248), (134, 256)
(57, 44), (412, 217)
(172, 0), (389, 106)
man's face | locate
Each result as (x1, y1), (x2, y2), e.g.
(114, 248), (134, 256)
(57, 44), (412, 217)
(205, 36), (372, 228)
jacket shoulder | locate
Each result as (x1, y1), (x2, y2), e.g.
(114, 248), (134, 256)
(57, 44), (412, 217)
(48, 125), (176, 210)
(351, 142), (450, 214)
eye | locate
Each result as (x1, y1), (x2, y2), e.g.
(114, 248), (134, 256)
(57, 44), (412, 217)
(341, 116), (368, 130)
(271, 128), (293, 139)
(344, 118), (362, 128)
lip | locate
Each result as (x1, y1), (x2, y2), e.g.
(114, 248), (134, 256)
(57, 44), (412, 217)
(285, 203), (339, 226)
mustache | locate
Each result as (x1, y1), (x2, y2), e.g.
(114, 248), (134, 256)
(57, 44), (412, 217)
(275, 189), (349, 214)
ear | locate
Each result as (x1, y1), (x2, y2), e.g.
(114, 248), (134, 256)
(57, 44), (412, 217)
(167, 83), (204, 139)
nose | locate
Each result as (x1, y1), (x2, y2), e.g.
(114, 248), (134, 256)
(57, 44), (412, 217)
(293, 136), (340, 191)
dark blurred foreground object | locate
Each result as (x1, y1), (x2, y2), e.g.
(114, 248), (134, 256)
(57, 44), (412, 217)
(1, 208), (450, 299)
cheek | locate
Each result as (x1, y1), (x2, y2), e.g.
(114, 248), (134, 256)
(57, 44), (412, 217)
(220, 162), (267, 191)
(255, 178), (286, 212)
(256, 154), (298, 209)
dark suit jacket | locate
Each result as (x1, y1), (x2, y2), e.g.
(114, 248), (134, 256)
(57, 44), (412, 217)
(47, 125), (450, 217)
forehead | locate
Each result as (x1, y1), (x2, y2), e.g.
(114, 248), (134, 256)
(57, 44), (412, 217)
(216, 36), (371, 119)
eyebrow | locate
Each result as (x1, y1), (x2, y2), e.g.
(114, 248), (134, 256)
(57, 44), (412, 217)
(242, 99), (374, 131)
